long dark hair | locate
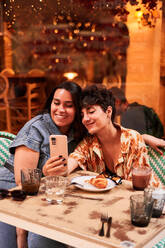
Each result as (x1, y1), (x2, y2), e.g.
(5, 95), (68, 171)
(44, 81), (85, 142)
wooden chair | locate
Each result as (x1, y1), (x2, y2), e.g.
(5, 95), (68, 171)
(1, 68), (16, 99)
(1, 68), (15, 76)
(9, 69), (46, 132)
(0, 74), (11, 132)
(147, 146), (165, 186)
(10, 82), (46, 124)
(0, 131), (16, 167)
(27, 69), (45, 77)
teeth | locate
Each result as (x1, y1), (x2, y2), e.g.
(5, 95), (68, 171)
(55, 115), (66, 119)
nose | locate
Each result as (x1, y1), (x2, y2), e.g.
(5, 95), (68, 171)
(82, 113), (90, 124)
(58, 104), (65, 112)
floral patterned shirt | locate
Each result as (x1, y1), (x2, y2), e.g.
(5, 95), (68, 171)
(70, 125), (160, 187)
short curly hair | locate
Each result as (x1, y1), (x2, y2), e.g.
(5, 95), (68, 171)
(81, 85), (116, 122)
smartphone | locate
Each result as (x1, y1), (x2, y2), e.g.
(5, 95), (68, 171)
(49, 135), (68, 161)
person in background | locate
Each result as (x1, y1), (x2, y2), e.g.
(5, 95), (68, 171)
(110, 87), (164, 139)
(0, 81), (85, 248)
(47, 85), (160, 187)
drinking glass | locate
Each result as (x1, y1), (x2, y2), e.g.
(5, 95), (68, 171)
(21, 168), (42, 195)
(144, 187), (165, 218)
(45, 175), (67, 204)
(130, 194), (154, 227)
(132, 167), (152, 190)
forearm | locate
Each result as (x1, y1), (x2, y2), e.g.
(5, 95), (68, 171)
(14, 146), (39, 185)
(142, 134), (165, 154)
(67, 157), (79, 175)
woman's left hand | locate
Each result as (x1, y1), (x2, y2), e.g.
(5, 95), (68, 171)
(142, 134), (165, 154)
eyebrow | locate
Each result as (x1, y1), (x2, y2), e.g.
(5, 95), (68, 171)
(86, 105), (94, 110)
(53, 98), (73, 103)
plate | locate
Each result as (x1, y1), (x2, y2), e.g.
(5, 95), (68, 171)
(70, 176), (116, 192)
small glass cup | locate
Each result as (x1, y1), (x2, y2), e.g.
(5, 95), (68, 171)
(21, 168), (42, 195)
(130, 194), (154, 227)
(45, 175), (67, 204)
(144, 187), (165, 218)
(132, 167), (152, 190)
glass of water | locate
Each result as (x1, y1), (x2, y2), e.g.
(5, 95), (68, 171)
(45, 175), (67, 204)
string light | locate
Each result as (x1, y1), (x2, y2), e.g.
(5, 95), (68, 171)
(3, 0), (161, 30)
(1, 0), (161, 74)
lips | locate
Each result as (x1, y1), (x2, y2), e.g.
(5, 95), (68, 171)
(84, 122), (95, 130)
(55, 114), (67, 120)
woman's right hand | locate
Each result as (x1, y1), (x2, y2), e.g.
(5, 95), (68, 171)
(42, 155), (67, 176)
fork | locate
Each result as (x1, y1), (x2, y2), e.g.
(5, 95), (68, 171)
(99, 214), (108, 236)
(106, 216), (112, 238)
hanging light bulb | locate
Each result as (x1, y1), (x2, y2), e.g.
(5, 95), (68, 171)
(63, 72), (78, 80)
(135, 8), (143, 22)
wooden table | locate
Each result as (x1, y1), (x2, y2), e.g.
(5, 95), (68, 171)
(7, 73), (46, 83)
(0, 171), (164, 248)
(6, 73), (46, 98)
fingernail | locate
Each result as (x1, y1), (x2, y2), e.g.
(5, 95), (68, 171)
(64, 163), (67, 167)
(59, 155), (63, 158)
(62, 158), (66, 161)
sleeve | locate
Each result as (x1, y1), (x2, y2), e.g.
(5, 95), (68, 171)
(69, 137), (91, 170)
(9, 122), (43, 154)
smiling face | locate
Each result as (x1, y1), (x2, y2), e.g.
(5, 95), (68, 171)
(51, 89), (76, 134)
(81, 105), (111, 135)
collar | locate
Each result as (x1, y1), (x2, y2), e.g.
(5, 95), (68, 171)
(88, 123), (130, 163)
(114, 123), (130, 154)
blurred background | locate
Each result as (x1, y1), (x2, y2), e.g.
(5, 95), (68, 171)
(0, 0), (164, 134)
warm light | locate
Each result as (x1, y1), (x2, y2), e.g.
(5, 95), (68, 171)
(135, 10), (143, 19)
(63, 72), (78, 80)
(83, 42), (87, 47)
(74, 29), (79, 34)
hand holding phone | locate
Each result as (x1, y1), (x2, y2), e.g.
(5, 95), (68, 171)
(49, 135), (68, 161)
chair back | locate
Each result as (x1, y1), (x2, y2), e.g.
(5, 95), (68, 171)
(0, 131), (16, 167)
(0, 74), (9, 103)
(28, 69), (45, 76)
(1, 68), (15, 76)
(26, 82), (46, 119)
(147, 146), (165, 186)
(0, 74), (11, 132)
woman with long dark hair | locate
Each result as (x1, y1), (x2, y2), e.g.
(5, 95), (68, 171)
(0, 81), (85, 248)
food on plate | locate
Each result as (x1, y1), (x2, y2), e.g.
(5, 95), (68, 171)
(88, 174), (108, 189)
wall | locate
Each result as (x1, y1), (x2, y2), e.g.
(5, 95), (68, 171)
(126, 4), (165, 128)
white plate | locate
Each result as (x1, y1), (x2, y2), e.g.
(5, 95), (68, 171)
(70, 176), (116, 192)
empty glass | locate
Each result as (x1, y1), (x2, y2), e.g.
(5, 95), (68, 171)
(45, 175), (67, 204)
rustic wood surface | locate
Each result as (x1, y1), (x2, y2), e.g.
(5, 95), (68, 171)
(0, 170), (164, 248)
